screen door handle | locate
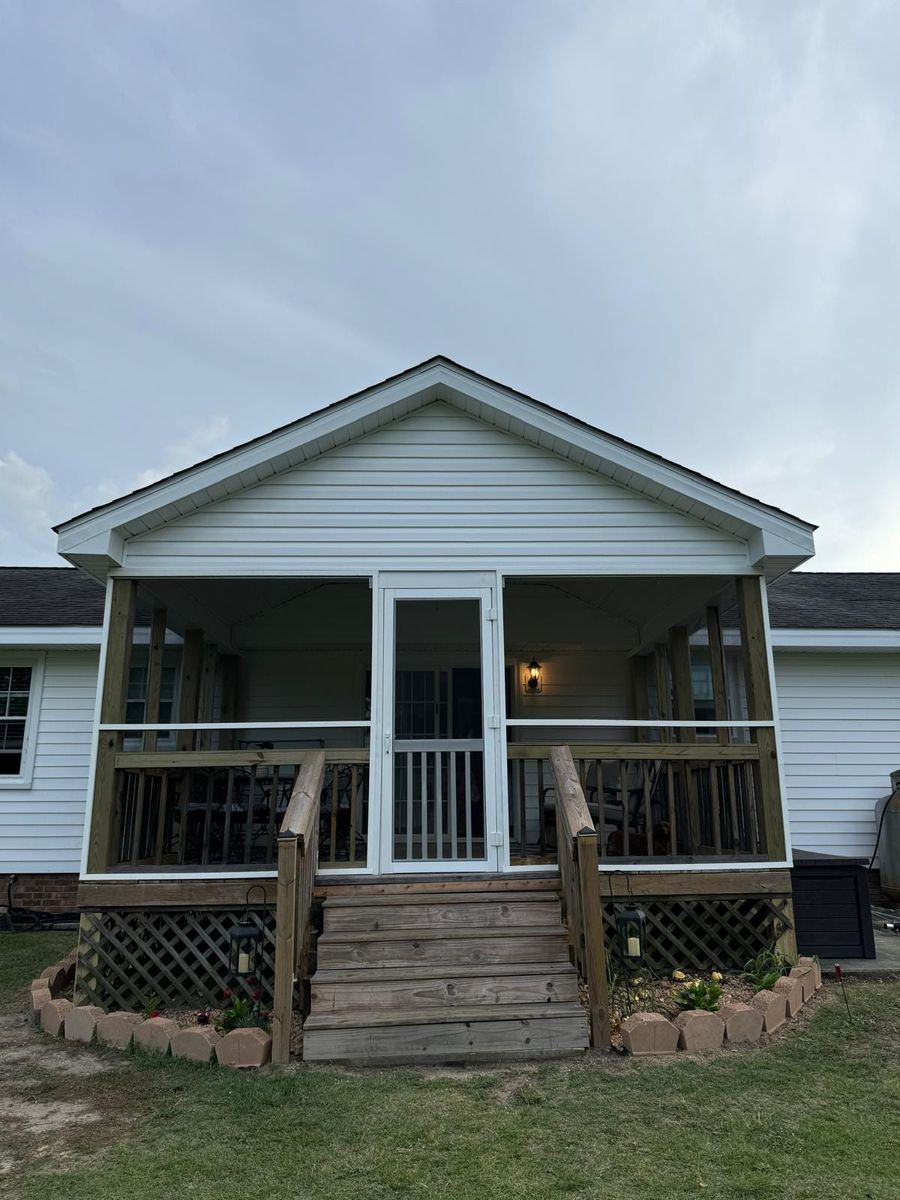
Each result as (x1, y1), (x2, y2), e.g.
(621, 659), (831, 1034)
(384, 732), (391, 756)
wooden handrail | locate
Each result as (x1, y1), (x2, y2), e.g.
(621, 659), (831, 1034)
(550, 745), (594, 836)
(549, 746), (611, 1050)
(114, 748), (369, 768)
(279, 752), (327, 840)
(508, 743), (759, 761)
(271, 751), (325, 1064)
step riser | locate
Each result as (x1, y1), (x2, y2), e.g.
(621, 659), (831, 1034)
(311, 974), (579, 1014)
(303, 1015), (589, 1065)
(323, 901), (561, 933)
(317, 935), (571, 970)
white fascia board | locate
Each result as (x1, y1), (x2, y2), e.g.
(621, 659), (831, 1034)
(692, 626), (900, 650)
(447, 378), (816, 555)
(0, 627), (182, 648)
(770, 629), (900, 650)
(56, 365), (447, 553)
(55, 361), (816, 561)
(0, 626), (104, 647)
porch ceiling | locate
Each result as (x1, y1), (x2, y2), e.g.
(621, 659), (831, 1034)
(138, 573), (733, 655)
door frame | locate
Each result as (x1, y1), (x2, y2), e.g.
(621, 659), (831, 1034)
(375, 573), (505, 874)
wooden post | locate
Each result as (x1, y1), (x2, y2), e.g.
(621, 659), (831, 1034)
(706, 605), (730, 745)
(272, 835), (299, 1064)
(87, 579), (136, 873)
(218, 655), (239, 751)
(630, 656), (650, 743)
(653, 646), (670, 742)
(776, 897), (799, 961)
(271, 752), (325, 1065)
(176, 629), (205, 752)
(669, 627), (700, 851)
(735, 576), (786, 860)
(143, 607), (167, 753)
(575, 829), (611, 1049)
(668, 627), (696, 742)
(196, 643), (219, 752)
(549, 745), (611, 1051)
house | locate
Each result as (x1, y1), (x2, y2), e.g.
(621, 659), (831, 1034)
(0, 568), (105, 913)
(2, 356), (893, 1061)
(767, 574), (900, 861)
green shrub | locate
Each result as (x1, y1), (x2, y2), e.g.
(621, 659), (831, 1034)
(743, 946), (791, 993)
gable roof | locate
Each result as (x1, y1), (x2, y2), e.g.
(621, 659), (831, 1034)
(54, 356), (817, 573)
(767, 573), (900, 629)
(0, 567), (106, 626)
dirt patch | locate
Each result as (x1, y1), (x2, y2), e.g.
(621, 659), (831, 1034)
(0, 1001), (137, 1191)
(0, 1096), (101, 1135)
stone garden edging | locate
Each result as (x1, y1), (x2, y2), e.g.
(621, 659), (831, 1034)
(29, 953), (272, 1070)
(32, 954), (824, 1065)
(620, 958), (822, 1057)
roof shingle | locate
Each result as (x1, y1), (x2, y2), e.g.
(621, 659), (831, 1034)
(766, 573), (900, 630)
(0, 567), (106, 626)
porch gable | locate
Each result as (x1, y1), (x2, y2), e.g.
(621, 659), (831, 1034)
(55, 357), (815, 577)
(118, 401), (754, 577)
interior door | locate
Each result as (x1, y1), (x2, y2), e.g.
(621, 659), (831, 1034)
(379, 586), (501, 872)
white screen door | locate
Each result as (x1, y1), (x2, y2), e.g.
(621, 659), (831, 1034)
(378, 584), (502, 873)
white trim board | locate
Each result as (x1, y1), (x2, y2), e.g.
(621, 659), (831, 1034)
(770, 629), (900, 650)
(0, 627), (103, 647)
(0, 627), (183, 648)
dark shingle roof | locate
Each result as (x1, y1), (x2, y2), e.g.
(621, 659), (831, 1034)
(0, 567), (106, 626)
(766, 573), (900, 629)
(0, 566), (897, 632)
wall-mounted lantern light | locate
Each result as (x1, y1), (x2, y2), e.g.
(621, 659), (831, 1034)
(616, 905), (647, 969)
(228, 886), (266, 979)
(523, 657), (543, 694)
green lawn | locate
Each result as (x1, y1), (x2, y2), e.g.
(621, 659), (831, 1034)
(2, 933), (898, 1200)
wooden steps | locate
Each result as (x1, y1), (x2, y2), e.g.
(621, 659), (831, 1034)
(303, 886), (589, 1065)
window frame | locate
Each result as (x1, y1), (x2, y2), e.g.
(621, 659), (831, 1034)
(122, 649), (180, 751)
(0, 652), (45, 789)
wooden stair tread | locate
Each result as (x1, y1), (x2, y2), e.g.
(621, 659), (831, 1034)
(318, 925), (566, 944)
(311, 961), (577, 984)
(324, 891), (554, 908)
(304, 1002), (587, 1031)
(304, 879), (579, 1064)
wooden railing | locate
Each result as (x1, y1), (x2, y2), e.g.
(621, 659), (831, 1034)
(508, 743), (764, 865)
(110, 749), (369, 871)
(549, 746), (610, 1049)
(271, 751), (325, 1064)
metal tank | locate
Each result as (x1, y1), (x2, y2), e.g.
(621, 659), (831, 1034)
(876, 770), (900, 899)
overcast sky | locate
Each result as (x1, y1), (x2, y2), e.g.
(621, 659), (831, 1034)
(1, 2), (898, 570)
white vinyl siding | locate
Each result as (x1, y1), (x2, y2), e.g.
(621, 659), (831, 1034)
(0, 648), (99, 873)
(122, 402), (751, 576)
(774, 649), (900, 860)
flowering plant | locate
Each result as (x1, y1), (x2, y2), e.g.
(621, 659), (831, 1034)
(673, 978), (722, 1012)
(217, 989), (270, 1033)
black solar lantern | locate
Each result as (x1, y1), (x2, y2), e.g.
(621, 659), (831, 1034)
(228, 886), (265, 979)
(617, 906), (647, 970)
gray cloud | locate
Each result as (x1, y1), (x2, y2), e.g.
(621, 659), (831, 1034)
(1, 1), (897, 567)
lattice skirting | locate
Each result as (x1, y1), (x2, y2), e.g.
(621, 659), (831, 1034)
(601, 895), (793, 973)
(75, 907), (278, 1012)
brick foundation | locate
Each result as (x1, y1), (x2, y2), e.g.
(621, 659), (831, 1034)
(1, 874), (79, 913)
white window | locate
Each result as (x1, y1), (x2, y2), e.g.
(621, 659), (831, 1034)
(0, 655), (44, 788)
(122, 660), (178, 749)
(126, 664), (177, 726)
